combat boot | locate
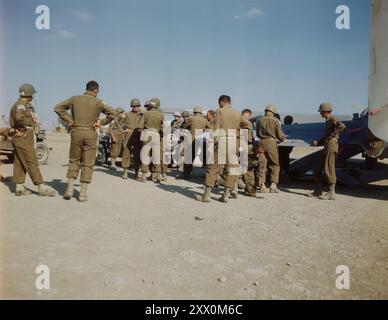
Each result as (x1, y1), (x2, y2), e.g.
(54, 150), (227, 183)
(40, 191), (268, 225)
(196, 186), (212, 203)
(269, 182), (279, 193)
(162, 172), (168, 182)
(151, 173), (157, 182)
(139, 173), (147, 183)
(110, 158), (116, 170)
(258, 185), (267, 193)
(319, 184), (336, 201)
(79, 183), (88, 202)
(156, 173), (162, 183)
(307, 181), (322, 198)
(230, 182), (239, 199)
(219, 188), (231, 203)
(38, 184), (56, 197)
(15, 184), (32, 196)
(121, 169), (128, 180)
(63, 178), (74, 200)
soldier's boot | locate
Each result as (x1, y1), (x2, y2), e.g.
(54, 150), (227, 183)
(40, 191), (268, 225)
(63, 178), (74, 200)
(162, 172), (168, 183)
(219, 188), (231, 203)
(110, 158), (116, 171)
(307, 181), (323, 198)
(37, 184), (56, 197)
(258, 184), (267, 193)
(139, 172), (147, 183)
(121, 169), (128, 180)
(196, 186), (212, 203)
(230, 182), (239, 199)
(151, 173), (157, 182)
(15, 184), (32, 196)
(78, 183), (89, 202)
(319, 184), (336, 201)
(269, 182), (279, 193)
(134, 169), (139, 181)
(156, 173), (162, 183)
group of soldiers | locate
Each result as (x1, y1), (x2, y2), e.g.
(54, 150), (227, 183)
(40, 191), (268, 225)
(0, 81), (346, 202)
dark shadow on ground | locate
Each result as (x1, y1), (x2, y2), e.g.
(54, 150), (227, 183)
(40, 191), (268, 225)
(46, 179), (81, 199)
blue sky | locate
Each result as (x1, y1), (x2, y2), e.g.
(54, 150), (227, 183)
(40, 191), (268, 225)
(0, 0), (370, 124)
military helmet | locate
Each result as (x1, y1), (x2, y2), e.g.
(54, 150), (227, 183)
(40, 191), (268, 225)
(193, 106), (203, 114)
(144, 100), (151, 108)
(116, 107), (125, 114)
(265, 104), (277, 115)
(19, 83), (37, 97)
(182, 111), (190, 117)
(130, 98), (141, 107)
(173, 112), (181, 117)
(318, 102), (333, 112)
(149, 97), (161, 108)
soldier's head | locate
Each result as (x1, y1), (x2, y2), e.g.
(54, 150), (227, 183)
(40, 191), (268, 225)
(264, 104), (277, 117)
(218, 95), (231, 108)
(173, 112), (181, 121)
(19, 83), (37, 102)
(182, 111), (190, 120)
(86, 81), (99, 96)
(130, 98), (141, 112)
(193, 106), (203, 115)
(242, 108), (252, 120)
(144, 100), (151, 111)
(318, 102), (333, 119)
(207, 110), (216, 122)
(116, 107), (125, 118)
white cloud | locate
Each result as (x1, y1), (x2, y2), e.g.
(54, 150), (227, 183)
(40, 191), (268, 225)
(234, 7), (264, 19)
(72, 10), (95, 22)
(45, 24), (78, 40)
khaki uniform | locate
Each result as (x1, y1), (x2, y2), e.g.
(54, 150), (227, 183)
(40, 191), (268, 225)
(54, 92), (115, 183)
(256, 116), (285, 184)
(139, 109), (165, 174)
(9, 99), (44, 185)
(242, 121), (259, 196)
(314, 115), (346, 184)
(205, 105), (251, 189)
(0, 127), (10, 181)
(182, 115), (210, 175)
(108, 115), (126, 158)
(122, 111), (142, 171)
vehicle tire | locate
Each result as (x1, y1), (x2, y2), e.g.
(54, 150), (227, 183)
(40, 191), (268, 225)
(96, 145), (107, 166)
(35, 143), (50, 165)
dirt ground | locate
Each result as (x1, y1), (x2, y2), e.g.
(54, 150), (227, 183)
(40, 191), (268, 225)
(0, 133), (387, 300)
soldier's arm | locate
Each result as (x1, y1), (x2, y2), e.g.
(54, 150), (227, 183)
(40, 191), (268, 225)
(54, 97), (74, 126)
(275, 121), (285, 142)
(182, 118), (192, 129)
(99, 103), (116, 126)
(328, 119), (347, 140)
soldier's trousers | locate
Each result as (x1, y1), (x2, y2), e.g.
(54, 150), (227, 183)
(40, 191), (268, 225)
(12, 130), (44, 185)
(141, 131), (164, 174)
(122, 131), (141, 171)
(110, 131), (122, 158)
(205, 137), (240, 189)
(314, 139), (338, 184)
(183, 141), (197, 175)
(67, 128), (97, 183)
(260, 139), (280, 184)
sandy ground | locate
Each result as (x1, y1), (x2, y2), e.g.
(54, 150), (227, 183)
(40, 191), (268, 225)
(0, 133), (388, 300)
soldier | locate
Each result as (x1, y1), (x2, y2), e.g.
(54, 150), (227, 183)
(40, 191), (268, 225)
(9, 84), (56, 196)
(309, 102), (346, 200)
(138, 98), (165, 183)
(108, 107), (126, 171)
(206, 110), (217, 129)
(240, 109), (263, 199)
(121, 98), (143, 180)
(54, 80), (115, 202)
(197, 95), (251, 203)
(256, 104), (285, 193)
(181, 111), (190, 128)
(0, 127), (10, 182)
(171, 112), (182, 130)
(178, 106), (210, 179)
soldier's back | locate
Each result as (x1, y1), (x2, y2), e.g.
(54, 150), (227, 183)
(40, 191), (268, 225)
(71, 94), (105, 127)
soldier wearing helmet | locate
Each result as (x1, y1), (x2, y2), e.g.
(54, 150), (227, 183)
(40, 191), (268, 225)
(107, 107), (126, 171)
(121, 98), (143, 180)
(309, 102), (346, 200)
(171, 112), (182, 130)
(9, 84), (56, 196)
(178, 106), (211, 180)
(256, 104), (285, 193)
(138, 97), (165, 183)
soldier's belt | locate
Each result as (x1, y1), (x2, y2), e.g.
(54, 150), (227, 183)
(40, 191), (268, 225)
(74, 126), (95, 130)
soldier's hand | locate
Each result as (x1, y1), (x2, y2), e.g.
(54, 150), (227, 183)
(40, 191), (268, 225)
(93, 121), (102, 129)
(312, 140), (318, 147)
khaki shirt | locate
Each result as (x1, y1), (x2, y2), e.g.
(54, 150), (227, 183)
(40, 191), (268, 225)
(139, 108), (164, 131)
(183, 114), (211, 139)
(9, 99), (37, 130)
(319, 115), (346, 145)
(214, 105), (251, 136)
(124, 111), (142, 130)
(257, 116), (285, 142)
(54, 91), (115, 128)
